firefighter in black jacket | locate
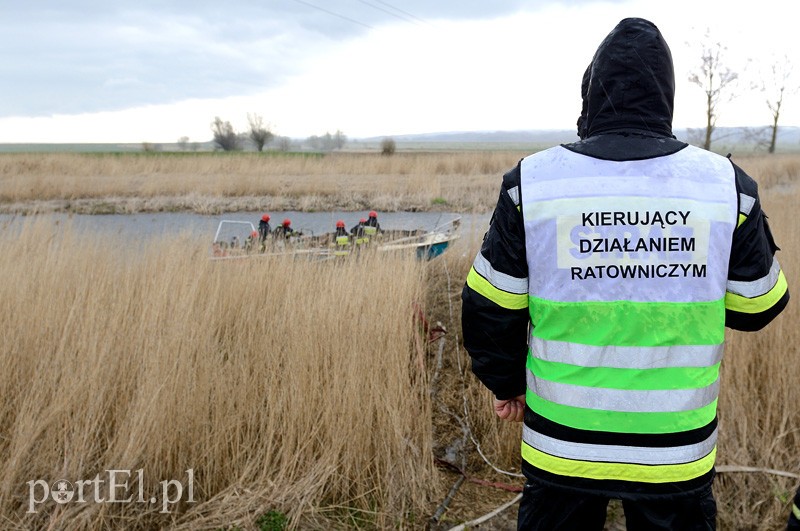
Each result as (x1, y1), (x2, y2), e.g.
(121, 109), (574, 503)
(461, 17), (789, 531)
(258, 214), (271, 242)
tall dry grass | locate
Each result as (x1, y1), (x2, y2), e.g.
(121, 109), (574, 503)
(0, 152), (525, 214)
(0, 220), (438, 530)
(5, 151), (797, 216)
(2, 151), (799, 529)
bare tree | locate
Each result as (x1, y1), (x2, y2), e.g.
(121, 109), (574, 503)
(763, 56), (794, 154)
(275, 136), (293, 152)
(247, 113), (274, 152)
(688, 31), (738, 150)
(333, 130), (347, 150)
(177, 136), (189, 151)
(211, 117), (240, 151)
(306, 135), (321, 150)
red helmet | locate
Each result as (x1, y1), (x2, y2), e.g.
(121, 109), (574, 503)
(360, 218), (367, 223)
(282, 219), (291, 227)
(261, 214), (270, 222)
(251, 231), (258, 238)
(368, 210), (377, 218)
(336, 220), (345, 228)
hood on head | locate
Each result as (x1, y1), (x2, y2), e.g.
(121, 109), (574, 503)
(583, 17), (675, 138)
(576, 62), (592, 139)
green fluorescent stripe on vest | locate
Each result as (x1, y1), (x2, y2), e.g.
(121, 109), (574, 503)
(521, 441), (716, 483)
(725, 270), (788, 314)
(793, 503), (800, 520)
(737, 213), (747, 228)
(526, 390), (718, 434)
(467, 267), (528, 310)
(528, 296), (725, 346)
(528, 357), (721, 391)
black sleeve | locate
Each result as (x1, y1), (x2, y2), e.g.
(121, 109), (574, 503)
(461, 163), (530, 399)
(725, 163), (789, 331)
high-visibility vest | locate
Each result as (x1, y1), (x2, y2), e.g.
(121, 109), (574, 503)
(519, 145), (737, 488)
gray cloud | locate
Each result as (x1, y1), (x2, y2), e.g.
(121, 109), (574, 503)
(1, 1), (603, 117)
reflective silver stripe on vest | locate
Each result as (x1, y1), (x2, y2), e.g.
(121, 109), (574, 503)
(739, 193), (756, 216)
(472, 253), (528, 294)
(527, 370), (720, 412)
(530, 337), (724, 369)
(727, 257), (781, 298)
(507, 185), (520, 207)
(523, 425), (718, 465)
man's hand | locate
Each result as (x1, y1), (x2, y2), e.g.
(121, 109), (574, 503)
(493, 394), (526, 422)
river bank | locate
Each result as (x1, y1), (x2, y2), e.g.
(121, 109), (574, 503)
(2, 151), (797, 216)
(0, 193), (490, 216)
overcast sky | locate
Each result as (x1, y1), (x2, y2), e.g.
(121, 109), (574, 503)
(2, 0), (799, 143)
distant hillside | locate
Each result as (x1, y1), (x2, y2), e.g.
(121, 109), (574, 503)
(372, 129), (578, 144)
(356, 126), (800, 153)
(1, 127), (799, 153)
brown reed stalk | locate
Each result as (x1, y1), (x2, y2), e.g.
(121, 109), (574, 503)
(0, 219), (438, 530)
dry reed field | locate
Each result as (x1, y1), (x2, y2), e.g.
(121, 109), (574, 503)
(0, 152), (525, 215)
(0, 221), (437, 530)
(0, 151), (798, 530)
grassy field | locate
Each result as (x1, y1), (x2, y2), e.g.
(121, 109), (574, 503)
(0, 151), (530, 215)
(0, 151), (798, 530)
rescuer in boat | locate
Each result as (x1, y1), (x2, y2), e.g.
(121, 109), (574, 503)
(244, 230), (259, 252)
(334, 220), (350, 256)
(273, 218), (296, 239)
(258, 214), (271, 241)
(363, 210), (383, 238)
(350, 217), (368, 245)
(258, 214), (271, 252)
(461, 17), (789, 530)
(350, 217), (366, 237)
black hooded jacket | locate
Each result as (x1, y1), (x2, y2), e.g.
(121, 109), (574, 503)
(462, 17), (788, 402)
(570, 17), (686, 159)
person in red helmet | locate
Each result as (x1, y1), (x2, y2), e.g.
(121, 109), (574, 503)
(350, 217), (366, 236)
(334, 219), (350, 255)
(258, 214), (271, 243)
(245, 230), (259, 252)
(364, 210), (382, 237)
(273, 218), (296, 239)
(349, 218), (368, 246)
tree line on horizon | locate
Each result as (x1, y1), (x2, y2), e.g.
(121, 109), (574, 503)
(208, 114), (347, 153)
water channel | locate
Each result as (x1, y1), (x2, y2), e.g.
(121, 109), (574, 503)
(0, 210), (492, 250)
